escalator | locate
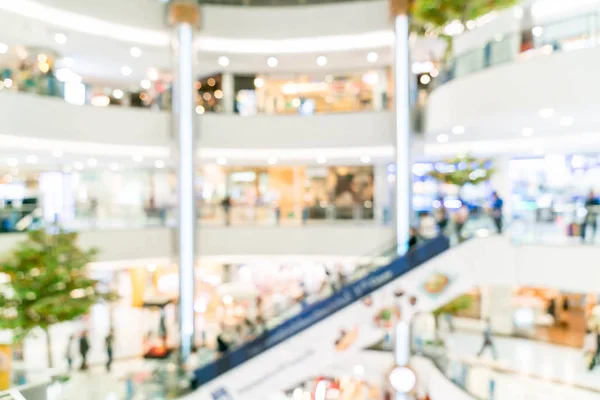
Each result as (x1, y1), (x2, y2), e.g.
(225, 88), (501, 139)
(192, 236), (451, 388)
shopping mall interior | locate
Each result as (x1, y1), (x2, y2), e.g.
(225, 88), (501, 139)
(2, 0), (600, 399)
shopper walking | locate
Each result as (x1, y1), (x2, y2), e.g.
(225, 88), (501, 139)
(65, 334), (75, 372)
(584, 328), (597, 370)
(79, 331), (90, 371)
(582, 190), (599, 243)
(490, 191), (504, 234)
(221, 196), (232, 225)
(105, 329), (114, 372)
(588, 329), (600, 370)
(477, 318), (497, 359)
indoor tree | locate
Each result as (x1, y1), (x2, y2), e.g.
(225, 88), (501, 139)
(411, 0), (519, 29)
(0, 229), (118, 368)
(428, 154), (494, 188)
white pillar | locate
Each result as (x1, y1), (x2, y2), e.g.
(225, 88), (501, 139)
(394, 13), (412, 255)
(374, 163), (392, 224)
(170, 0), (198, 364)
(490, 155), (512, 220)
(372, 69), (388, 111)
(221, 71), (234, 114)
(480, 285), (514, 335)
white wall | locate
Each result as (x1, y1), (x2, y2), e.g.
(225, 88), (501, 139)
(33, 0), (391, 39)
(0, 92), (394, 153)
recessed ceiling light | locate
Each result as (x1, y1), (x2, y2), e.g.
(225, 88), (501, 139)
(452, 125), (465, 135)
(539, 108), (554, 118)
(155, 160), (165, 169)
(195, 105), (205, 115)
(7, 158), (17, 167)
(132, 155), (144, 163)
(317, 156), (327, 164)
(54, 33), (67, 44)
(25, 155), (38, 164)
(130, 47), (142, 57)
(360, 155), (371, 163)
(147, 67), (159, 81)
(121, 66), (132, 76)
(87, 158), (98, 167)
(109, 163), (120, 171)
(140, 79), (151, 90)
(267, 56), (278, 68)
(52, 149), (63, 158)
(316, 55), (327, 66)
(218, 56), (230, 67)
(267, 156), (278, 165)
(0, 43), (8, 54)
(216, 157), (227, 166)
(560, 116), (574, 127)
(437, 134), (449, 143)
(420, 75), (431, 85)
(112, 89), (124, 99)
(521, 127), (535, 137)
(367, 52), (378, 63)
(74, 161), (84, 170)
(532, 26), (543, 37)
(254, 77), (264, 88)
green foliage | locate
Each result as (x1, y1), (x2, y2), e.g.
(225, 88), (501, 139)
(433, 294), (473, 317)
(0, 230), (117, 342)
(380, 308), (393, 321)
(412, 0), (519, 28)
(428, 154), (494, 187)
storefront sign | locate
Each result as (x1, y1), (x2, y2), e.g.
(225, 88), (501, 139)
(193, 236), (450, 386)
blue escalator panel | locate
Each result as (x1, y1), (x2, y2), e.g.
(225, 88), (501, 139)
(194, 235), (450, 386)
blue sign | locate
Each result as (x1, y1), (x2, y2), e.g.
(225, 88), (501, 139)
(194, 236), (450, 386)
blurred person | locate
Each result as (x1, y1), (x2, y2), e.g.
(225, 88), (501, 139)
(418, 211), (438, 239)
(584, 328), (597, 369)
(65, 334), (75, 372)
(79, 331), (90, 370)
(490, 191), (504, 234)
(582, 190), (599, 243)
(589, 328), (600, 370)
(408, 226), (419, 251)
(435, 197), (449, 233)
(105, 329), (114, 372)
(216, 332), (230, 355)
(477, 318), (497, 359)
(455, 201), (470, 243)
(221, 196), (232, 225)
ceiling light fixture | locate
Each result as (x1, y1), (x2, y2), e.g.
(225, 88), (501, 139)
(267, 156), (278, 165)
(420, 75), (431, 85)
(195, 105), (205, 115)
(367, 52), (378, 63)
(539, 108), (555, 118)
(532, 26), (544, 37)
(218, 56), (230, 67)
(267, 56), (278, 67)
(254, 77), (265, 88)
(112, 89), (124, 99)
(140, 79), (151, 90)
(155, 160), (165, 169)
(521, 127), (535, 137)
(54, 32), (68, 44)
(317, 156), (327, 164)
(316, 55), (327, 66)
(130, 47), (142, 57)
(216, 157), (227, 166)
(437, 134), (449, 143)
(452, 125), (465, 135)
(121, 66), (132, 76)
(360, 155), (371, 163)
(560, 116), (574, 127)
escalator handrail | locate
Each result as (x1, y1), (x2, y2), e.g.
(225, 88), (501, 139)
(193, 235), (450, 386)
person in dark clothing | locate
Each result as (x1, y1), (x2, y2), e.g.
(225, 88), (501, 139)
(589, 330), (600, 370)
(65, 334), (75, 372)
(216, 333), (230, 355)
(436, 197), (449, 232)
(477, 318), (497, 359)
(79, 331), (90, 371)
(490, 191), (504, 234)
(105, 329), (114, 372)
(408, 226), (418, 251)
(221, 196), (232, 225)
(582, 190), (599, 243)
